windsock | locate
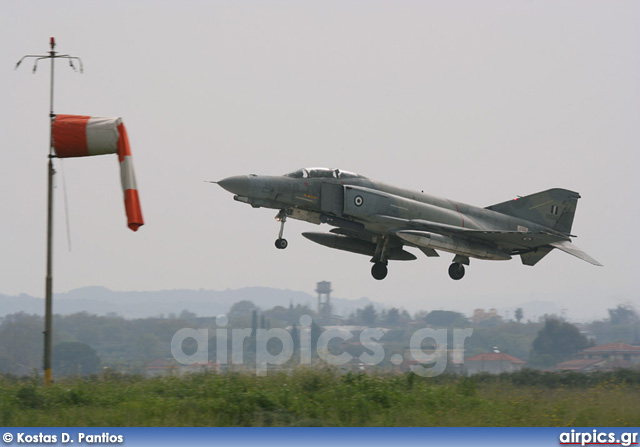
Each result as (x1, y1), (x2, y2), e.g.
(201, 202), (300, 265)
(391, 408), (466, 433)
(51, 114), (144, 231)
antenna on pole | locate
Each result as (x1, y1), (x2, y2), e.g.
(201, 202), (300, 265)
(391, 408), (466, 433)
(15, 37), (83, 386)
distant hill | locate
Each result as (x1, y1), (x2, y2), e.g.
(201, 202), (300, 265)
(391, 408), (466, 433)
(0, 288), (577, 323)
(0, 286), (377, 319)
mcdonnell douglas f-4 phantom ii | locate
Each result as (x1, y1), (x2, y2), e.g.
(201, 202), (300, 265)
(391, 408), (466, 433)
(216, 167), (601, 280)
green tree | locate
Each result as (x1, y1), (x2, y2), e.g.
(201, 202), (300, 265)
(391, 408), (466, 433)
(424, 310), (467, 327)
(251, 310), (258, 333)
(608, 304), (639, 325)
(179, 309), (197, 320)
(310, 321), (322, 357)
(0, 356), (11, 373)
(228, 300), (260, 325)
(263, 304), (317, 327)
(53, 342), (101, 376)
(465, 321), (541, 360)
(515, 308), (524, 323)
(359, 305), (378, 326)
(384, 308), (400, 326)
(0, 313), (43, 374)
(530, 318), (588, 366)
(290, 324), (299, 353)
(134, 334), (163, 362)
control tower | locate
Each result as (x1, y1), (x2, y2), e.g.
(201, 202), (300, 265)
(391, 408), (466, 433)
(316, 281), (332, 322)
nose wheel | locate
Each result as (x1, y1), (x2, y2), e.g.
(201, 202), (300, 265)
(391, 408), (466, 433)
(448, 262), (465, 280)
(275, 210), (288, 249)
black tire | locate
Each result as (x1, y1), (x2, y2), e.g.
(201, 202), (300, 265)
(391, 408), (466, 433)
(448, 263), (465, 280)
(275, 238), (288, 249)
(371, 262), (388, 280)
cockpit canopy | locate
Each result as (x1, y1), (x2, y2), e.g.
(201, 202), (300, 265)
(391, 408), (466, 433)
(284, 167), (365, 180)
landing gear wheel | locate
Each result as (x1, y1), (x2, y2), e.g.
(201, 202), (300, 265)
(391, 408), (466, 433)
(371, 262), (388, 280)
(275, 210), (288, 249)
(448, 262), (465, 280)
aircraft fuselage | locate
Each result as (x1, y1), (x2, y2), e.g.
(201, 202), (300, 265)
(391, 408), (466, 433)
(216, 167), (599, 280)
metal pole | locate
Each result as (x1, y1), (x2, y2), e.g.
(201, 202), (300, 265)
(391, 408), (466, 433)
(43, 37), (56, 386)
(44, 157), (54, 385)
(15, 38), (83, 386)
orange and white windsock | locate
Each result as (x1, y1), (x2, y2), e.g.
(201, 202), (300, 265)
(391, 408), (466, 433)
(52, 114), (144, 231)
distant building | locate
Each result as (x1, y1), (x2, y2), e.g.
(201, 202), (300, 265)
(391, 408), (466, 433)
(146, 358), (222, 377)
(316, 281), (332, 323)
(580, 343), (640, 363)
(556, 343), (640, 371)
(465, 352), (526, 374)
(472, 308), (503, 325)
(182, 360), (222, 374)
(145, 358), (176, 377)
(555, 358), (606, 372)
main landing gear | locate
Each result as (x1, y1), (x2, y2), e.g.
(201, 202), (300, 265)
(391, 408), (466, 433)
(371, 261), (388, 280)
(372, 260), (467, 281)
(275, 210), (288, 249)
(370, 236), (390, 280)
(448, 262), (465, 280)
(448, 255), (469, 280)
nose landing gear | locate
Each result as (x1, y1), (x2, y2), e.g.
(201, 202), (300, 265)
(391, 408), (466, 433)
(275, 210), (288, 250)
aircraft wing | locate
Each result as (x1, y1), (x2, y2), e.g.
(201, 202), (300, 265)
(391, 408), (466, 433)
(449, 228), (566, 249)
(372, 214), (568, 250)
(373, 214), (602, 265)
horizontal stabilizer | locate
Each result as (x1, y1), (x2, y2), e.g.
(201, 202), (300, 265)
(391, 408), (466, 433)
(549, 241), (602, 266)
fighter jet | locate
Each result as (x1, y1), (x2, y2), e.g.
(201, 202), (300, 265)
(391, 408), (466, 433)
(215, 167), (601, 280)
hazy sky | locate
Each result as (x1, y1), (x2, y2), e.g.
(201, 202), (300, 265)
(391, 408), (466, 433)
(2, 1), (639, 321)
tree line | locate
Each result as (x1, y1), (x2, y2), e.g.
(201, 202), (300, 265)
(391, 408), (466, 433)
(0, 302), (637, 377)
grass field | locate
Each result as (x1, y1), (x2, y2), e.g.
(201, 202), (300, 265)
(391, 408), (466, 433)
(1, 369), (639, 427)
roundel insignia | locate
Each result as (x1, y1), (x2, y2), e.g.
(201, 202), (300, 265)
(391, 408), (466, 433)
(354, 195), (364, 207)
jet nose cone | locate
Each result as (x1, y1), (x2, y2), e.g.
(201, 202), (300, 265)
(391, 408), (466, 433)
(217, 175), (251, 197)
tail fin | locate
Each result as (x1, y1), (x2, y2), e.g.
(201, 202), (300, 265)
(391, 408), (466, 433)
(485, 188), (580, 235)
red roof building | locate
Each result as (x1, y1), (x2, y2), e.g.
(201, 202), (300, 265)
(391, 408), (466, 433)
(465, 352), (526, 374)
(557, 343), (640, 371)
(556, 358), (605, 372)
(581, 343), (640, 359)
(145, 358), (176, 377)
